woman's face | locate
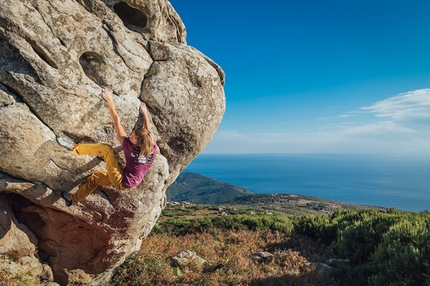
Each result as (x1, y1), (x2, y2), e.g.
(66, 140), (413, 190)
(129, 131), (138, 145)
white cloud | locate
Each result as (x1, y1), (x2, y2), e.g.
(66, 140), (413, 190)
(216, 130), (244, 139)
(340, 121), (416, 136)
(360, 88), (430, 119)
(203, 89), (430, 154)
(204, 126), (430, 154)
(338, 113), (358, 118)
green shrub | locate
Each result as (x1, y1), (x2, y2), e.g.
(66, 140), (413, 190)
(329, 209), (401, 265)
(161, 208), (193, 217)
(152, 214), (293, 236)
(368, 217), (430, 285)
(293, 213), (334, 244)
(153, 218), (192, 235)
(294, 208), (430, 285)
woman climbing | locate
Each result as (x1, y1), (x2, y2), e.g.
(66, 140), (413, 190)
(57, 89), (157, 206)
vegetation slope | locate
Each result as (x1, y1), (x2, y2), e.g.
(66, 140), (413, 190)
(108, 204), (430, 286)
(2, 173), (428, 285)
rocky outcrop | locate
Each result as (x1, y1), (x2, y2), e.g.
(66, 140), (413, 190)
(0, 0), (225, 285)
(171, 250), (211, 272)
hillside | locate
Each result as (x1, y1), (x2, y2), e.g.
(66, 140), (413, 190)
(166, 172), (252, 204)
(166, 172), (384, 215)
(107, 175), (423, 286)
(109, 205), (430, 286)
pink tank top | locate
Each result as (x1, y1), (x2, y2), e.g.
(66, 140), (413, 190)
(121, 137), (157, 188)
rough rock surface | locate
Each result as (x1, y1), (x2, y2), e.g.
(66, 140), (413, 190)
(0, 0), (225, 285)
(171, 250), (211, 272)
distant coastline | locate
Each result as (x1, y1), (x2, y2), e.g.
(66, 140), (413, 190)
(182, 153), (430, 212)
(167, 172), (386, 216)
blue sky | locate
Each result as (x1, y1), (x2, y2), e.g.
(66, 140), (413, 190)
(170, 0), (430, 153)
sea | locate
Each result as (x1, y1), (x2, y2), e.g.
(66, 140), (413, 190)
(184, 153), (430, 212)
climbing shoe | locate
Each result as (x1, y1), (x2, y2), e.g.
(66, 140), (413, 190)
(61, 192), (73, 207)
(56, 137), (75, 151)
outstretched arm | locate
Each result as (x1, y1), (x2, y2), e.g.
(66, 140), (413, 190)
(139, 102), (151, 131)
(102, 89), (126, 144)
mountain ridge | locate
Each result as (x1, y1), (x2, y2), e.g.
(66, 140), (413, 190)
(166, 172), (252, 204)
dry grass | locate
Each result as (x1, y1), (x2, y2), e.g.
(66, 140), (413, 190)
(110, 229), (338, 286)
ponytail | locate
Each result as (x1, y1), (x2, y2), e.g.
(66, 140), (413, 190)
(133, 127), (153, 157)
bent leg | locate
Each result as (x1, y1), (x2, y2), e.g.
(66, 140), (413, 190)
(71, 171), (111, 204)
(74, 143), (114, 158)
(74, 143), (123, 189)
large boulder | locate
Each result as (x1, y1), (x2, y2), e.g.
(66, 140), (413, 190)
(0, 0), (225, 285)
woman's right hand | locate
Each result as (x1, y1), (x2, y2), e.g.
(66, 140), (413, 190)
(102, 89), (113, 102)
(140, 102), (148, 115)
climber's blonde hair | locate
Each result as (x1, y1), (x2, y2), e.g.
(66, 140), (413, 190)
(133, 127), (153, 157)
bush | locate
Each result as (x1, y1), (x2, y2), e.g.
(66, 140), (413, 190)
(329, 209), (401, 265)
(368, 217), (430, 285)
(152, 214), (294, 236)
(294, 208), (430, 285)
(293, 213), (335, 244)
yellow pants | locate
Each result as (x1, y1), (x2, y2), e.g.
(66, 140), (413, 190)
(71, 143), (129, 204)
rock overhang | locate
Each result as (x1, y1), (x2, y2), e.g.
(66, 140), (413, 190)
(0, 0), (225, 284)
